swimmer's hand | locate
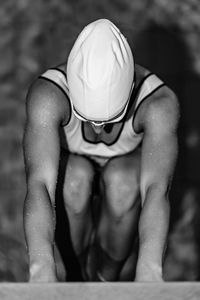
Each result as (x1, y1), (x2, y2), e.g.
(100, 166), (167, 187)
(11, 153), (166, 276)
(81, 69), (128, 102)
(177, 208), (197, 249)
(135, 262), (164, 282)
(29, 261), (58, 282)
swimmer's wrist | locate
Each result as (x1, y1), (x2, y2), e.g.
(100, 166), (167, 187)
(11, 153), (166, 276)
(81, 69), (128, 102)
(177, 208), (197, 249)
(28, 249), (57, 282)
(28, 243), (55, 264)
(29, 260), (57, 282)
(135, 261), (163, 282)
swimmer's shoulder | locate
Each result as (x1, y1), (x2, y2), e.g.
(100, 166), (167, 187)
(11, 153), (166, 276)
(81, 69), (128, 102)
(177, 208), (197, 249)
(133, 64), (179, 133)
(26, 63), (70, 126)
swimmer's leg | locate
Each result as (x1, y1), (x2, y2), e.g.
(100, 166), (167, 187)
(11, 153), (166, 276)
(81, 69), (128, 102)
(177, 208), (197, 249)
(119, 236), (139, 281)
(62, 154), (95, 280)
(95, 149), (141, 281)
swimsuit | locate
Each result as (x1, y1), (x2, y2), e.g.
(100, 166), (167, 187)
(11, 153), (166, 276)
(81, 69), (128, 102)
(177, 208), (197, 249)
(40, 66), (164, 166)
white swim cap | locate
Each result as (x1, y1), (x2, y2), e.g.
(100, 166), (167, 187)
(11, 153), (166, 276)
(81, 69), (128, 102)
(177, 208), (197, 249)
(67, 19), (134, 122)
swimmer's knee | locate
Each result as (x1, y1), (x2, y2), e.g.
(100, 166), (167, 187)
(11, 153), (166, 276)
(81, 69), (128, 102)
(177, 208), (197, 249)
(63, 155), (95, 215)
(102, 164), (140, 217)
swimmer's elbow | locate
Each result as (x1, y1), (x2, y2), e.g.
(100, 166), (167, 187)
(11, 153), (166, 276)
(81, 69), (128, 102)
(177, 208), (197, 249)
(26, 170), (57, 206)
(140, 181), (170, 207)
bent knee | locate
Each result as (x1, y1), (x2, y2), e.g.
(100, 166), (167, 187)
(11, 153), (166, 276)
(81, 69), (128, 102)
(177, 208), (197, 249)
(102, 166), (140, 217)
(63, 155), (95, 214)
(106, 184), (140, 218)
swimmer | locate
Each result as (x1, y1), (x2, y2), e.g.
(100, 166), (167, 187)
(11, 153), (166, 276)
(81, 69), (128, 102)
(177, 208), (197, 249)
(23, 19), (179, 282)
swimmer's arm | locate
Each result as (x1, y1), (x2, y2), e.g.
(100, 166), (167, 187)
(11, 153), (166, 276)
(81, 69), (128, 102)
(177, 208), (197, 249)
(135, 89), (179, 281)
(23, 80), (68, 282)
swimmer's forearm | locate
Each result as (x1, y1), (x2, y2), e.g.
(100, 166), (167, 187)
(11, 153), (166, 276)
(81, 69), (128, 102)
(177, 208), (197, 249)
(135, 188), (170, 281)
(24, 182), (57, 281)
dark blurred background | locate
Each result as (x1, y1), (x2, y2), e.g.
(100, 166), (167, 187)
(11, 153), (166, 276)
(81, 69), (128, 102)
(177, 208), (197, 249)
(1, 0), (200, 282)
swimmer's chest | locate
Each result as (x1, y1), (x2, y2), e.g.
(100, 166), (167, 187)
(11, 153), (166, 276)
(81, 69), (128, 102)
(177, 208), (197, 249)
(82, 121), (124, 145)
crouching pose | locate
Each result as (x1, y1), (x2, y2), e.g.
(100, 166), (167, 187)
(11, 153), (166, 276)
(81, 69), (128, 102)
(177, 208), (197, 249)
(23, 19), (179, 282)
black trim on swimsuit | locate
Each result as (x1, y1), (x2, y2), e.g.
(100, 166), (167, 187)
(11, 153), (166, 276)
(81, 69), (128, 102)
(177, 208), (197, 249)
(132, 83), (166, 133)
(81, 120), (126, 146)
(49, 67), (67, 78)
(119, 70), (137, 121)
(134, 73), (153, 97)
(123, 72), (152, 120)
(38, 76), (71, 126)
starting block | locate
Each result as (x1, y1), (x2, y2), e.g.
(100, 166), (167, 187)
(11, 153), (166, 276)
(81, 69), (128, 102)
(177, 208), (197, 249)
(0, 282), (199, 300)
